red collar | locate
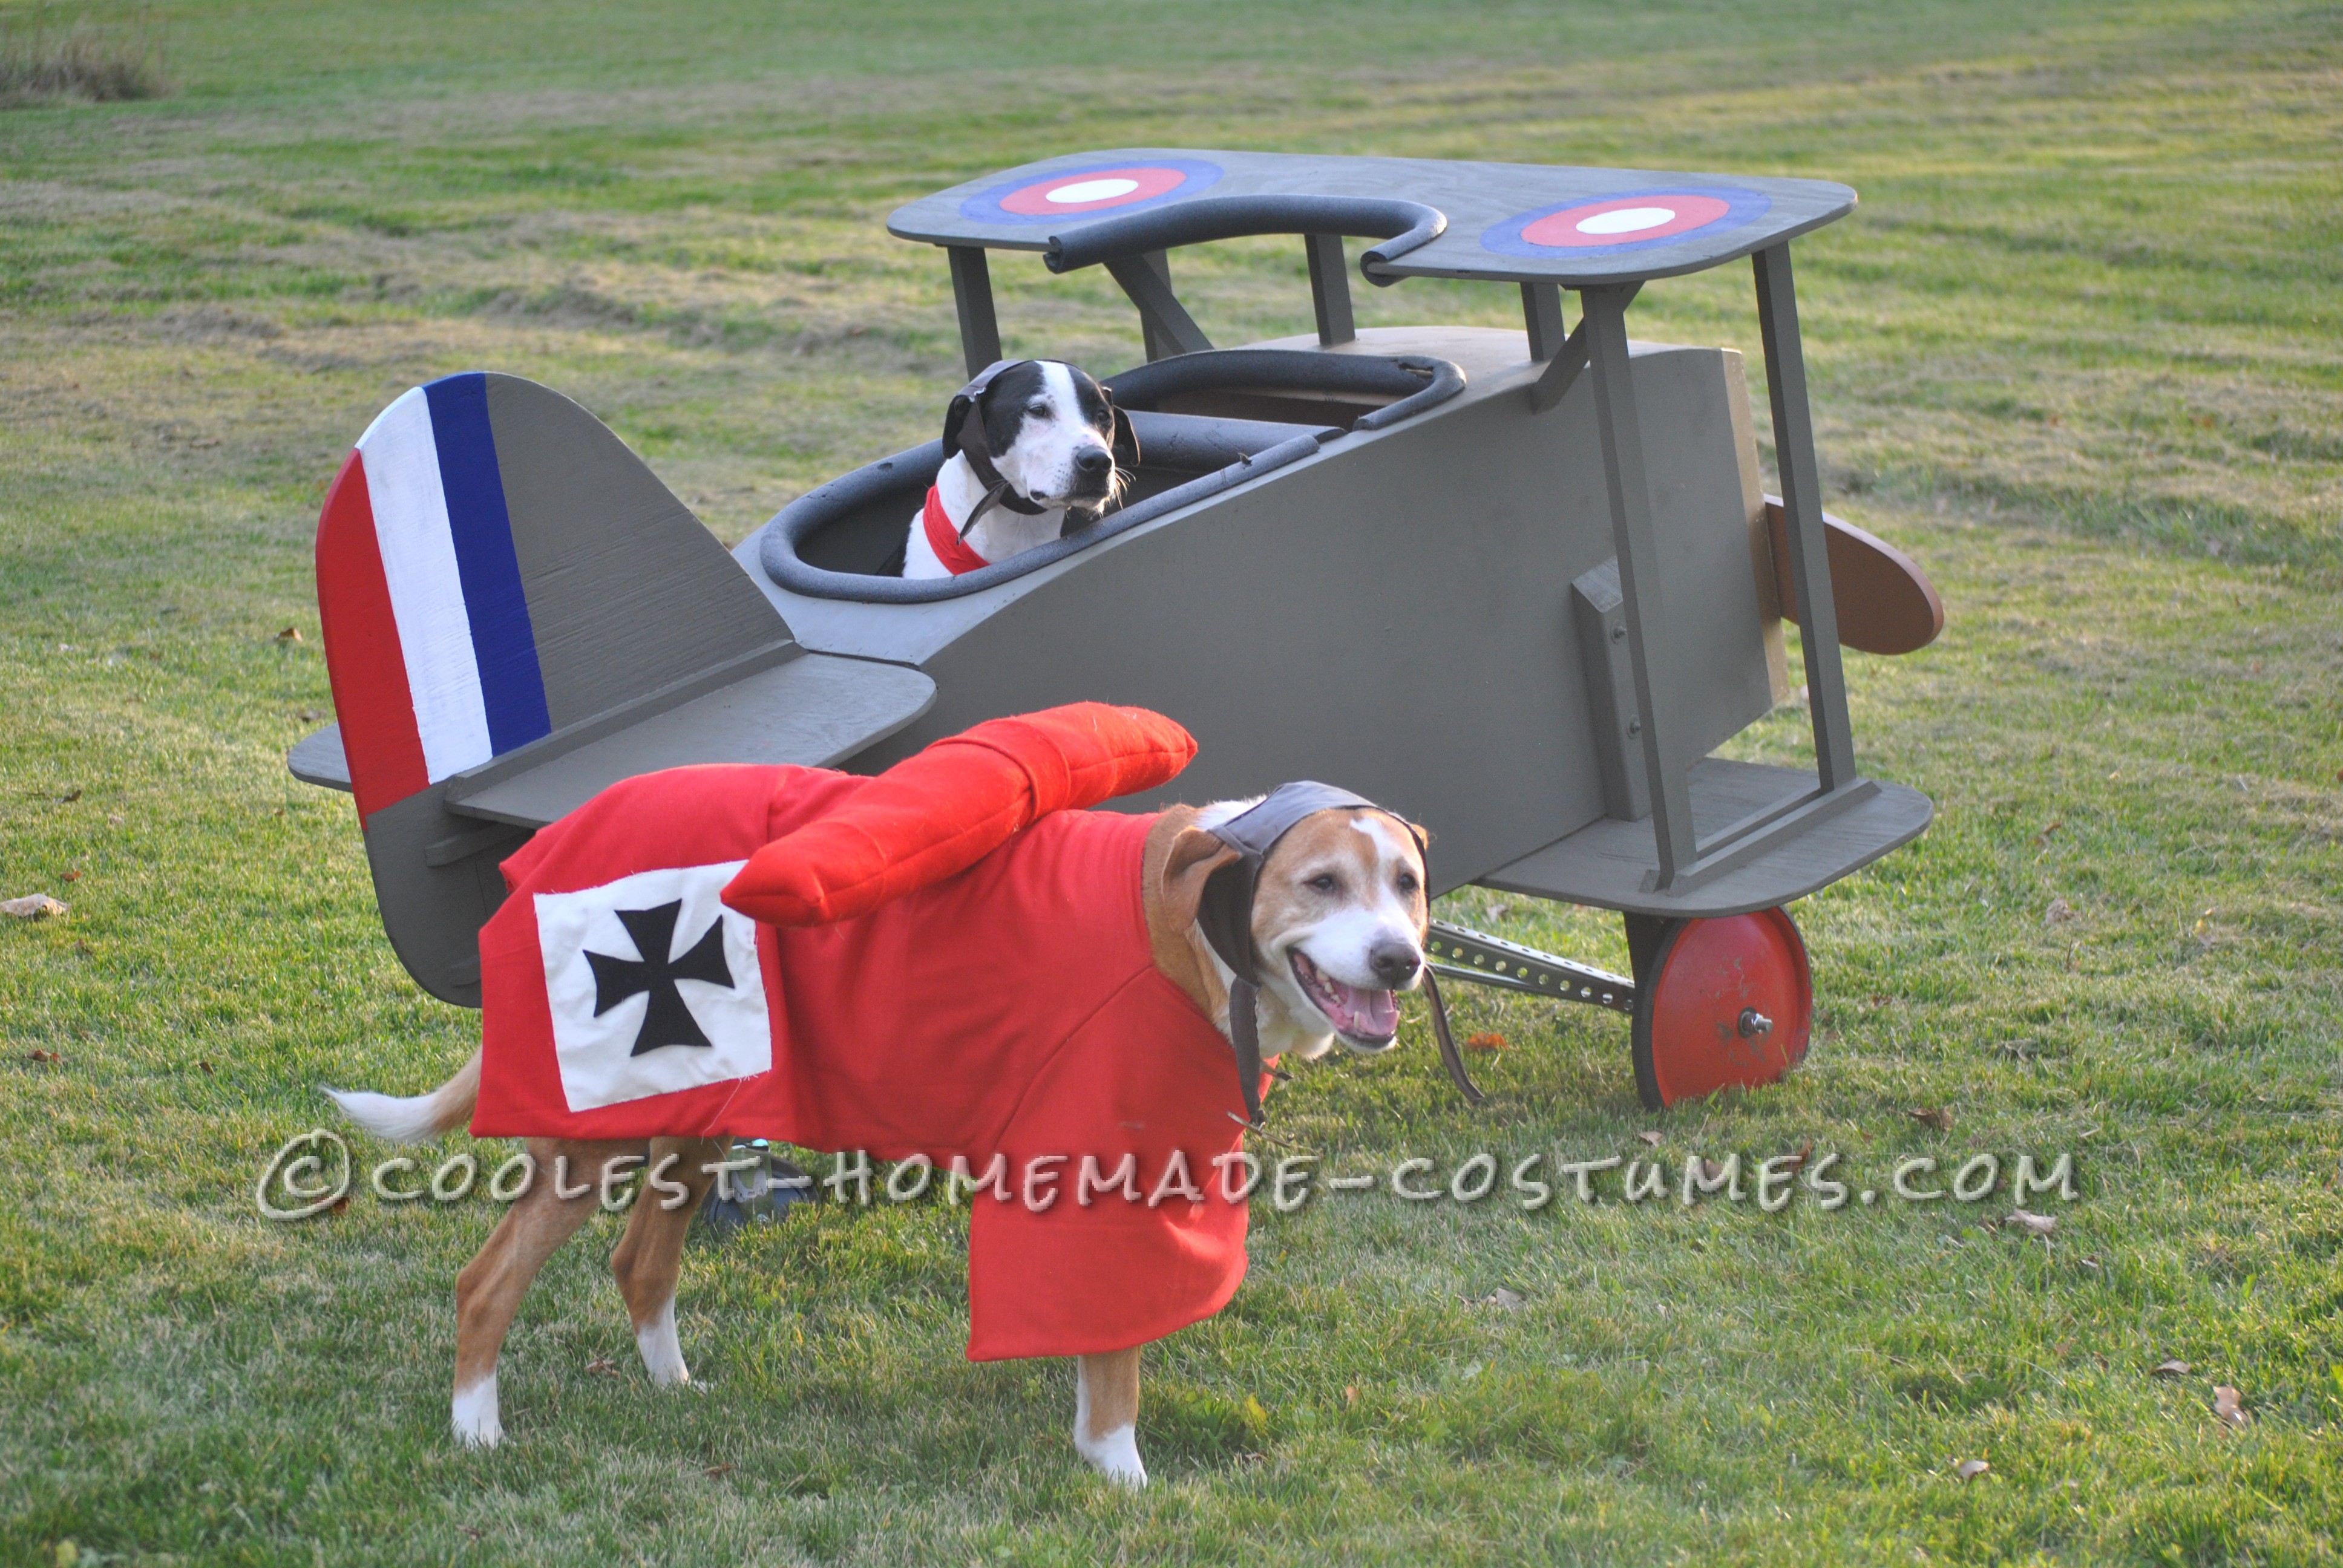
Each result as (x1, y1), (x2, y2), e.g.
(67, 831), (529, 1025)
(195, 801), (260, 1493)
(922, 485), (992, 577)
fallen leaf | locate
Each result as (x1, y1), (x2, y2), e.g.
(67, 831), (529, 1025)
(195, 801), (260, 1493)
(2043, 897), (2077, 925)
(297, 708), (323, 722)
(59, 869), (81, 883)
(197, 1060), (213, 1074)
(1636, 1131), (1663, 1146)
(190, 437), (221, 448)
(3, 895), (68, 920)
(1343, 1385), (1359, 1406)
(29, 1050), (60, 1064)
(1700, 1158), (1725, 1183)
(1464, 1031), (1508, 1053)
(106, 814), (123, 826)
(57, 788), (82, 803)
(1780, 1142), (1814, 1173)
(2213, 1386), (2250, 1428)
(1867, 993), (1890, 1007)
(1955, 1459), (1991, 1482)
(275, 626), (301, 642)
(2152, 1359), (2191, 1379)
(585, 1357), (620, 1376)
(1480, 1287), (1525, 1310)
(2035, 820), (2062, 843)
(1487, 902), (1513, 922)
(2007, 1210), (2057, 1237)
(2079, 1256), (2100, 1271)
(1908, 1106), (1954, 1132)
(703, 1463), (734, 1478)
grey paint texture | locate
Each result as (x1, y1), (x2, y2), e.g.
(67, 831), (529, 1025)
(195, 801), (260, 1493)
(736, 327), (1792, 899)
(485, 374), (790, 728)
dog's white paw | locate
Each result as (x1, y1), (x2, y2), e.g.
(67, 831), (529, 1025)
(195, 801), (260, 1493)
(1075, 1422), (1148, 1488)
(452, 1374), (503, 1448)
(636, 1299), (690, 1388)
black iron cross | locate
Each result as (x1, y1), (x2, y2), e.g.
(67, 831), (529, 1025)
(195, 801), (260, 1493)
(585, 901), (735, 1056)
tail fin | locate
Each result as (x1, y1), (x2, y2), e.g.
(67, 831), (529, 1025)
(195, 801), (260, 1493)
(325, 1050), (482, 1144)
(308, 371), (799, 1005)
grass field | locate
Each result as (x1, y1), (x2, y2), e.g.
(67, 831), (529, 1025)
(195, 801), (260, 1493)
(3, 1), (2341, 1561)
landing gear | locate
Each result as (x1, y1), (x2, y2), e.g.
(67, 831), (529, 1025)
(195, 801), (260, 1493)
(1623, 909), (1812, 1111)
(1427, 903), (1815, 1110)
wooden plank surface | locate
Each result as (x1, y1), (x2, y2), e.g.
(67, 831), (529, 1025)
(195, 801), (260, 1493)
(445, 653), (936, 829)
(1481, 757), (1933, 918)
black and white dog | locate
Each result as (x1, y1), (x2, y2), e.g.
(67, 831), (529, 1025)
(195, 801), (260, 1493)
(902, 359), (1138, 580)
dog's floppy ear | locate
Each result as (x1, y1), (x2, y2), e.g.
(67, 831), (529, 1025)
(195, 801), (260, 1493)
(943, 391), (981, 462)
(1159, 825), (1239, 932)
(1109, 400), (1141, 472)
(943, 359), (1023, 462)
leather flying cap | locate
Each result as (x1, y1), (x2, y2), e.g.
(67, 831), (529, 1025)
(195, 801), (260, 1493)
(1195, 782), (1377, 985)
(1194, 782), (1483, 1126)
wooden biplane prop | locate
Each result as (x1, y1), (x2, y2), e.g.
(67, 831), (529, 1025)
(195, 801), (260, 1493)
(291, 149), (1942, 1109)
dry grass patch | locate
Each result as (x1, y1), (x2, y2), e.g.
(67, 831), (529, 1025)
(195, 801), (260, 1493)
(0, 9), (166, 106)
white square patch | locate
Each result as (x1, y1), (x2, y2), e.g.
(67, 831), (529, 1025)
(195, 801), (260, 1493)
(536, 860), (772, 1112)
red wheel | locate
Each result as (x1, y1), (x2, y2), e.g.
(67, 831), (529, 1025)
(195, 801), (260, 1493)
(1631, 907), (1812, 1110)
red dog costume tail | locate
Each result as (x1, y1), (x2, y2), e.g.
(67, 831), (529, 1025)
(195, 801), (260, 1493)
(723, 702), (1195, 927)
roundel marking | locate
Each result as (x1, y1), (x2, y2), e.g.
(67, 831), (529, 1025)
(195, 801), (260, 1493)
(962, 159), (1223, 225)
(1480, 187), (1771, 260)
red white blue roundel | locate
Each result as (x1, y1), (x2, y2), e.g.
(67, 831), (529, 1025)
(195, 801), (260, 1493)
(961, 159), (1222, 225)
(1481, 187), (1771, 259)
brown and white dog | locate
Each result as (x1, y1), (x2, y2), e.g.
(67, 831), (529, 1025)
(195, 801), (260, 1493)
(329, 794), (1429, 1486)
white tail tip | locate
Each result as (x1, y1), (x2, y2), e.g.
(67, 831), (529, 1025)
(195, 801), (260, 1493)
(325, 1086), (453, 1145)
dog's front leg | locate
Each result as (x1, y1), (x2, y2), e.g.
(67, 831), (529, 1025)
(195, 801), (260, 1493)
(1073, 1345), (1147, 1486)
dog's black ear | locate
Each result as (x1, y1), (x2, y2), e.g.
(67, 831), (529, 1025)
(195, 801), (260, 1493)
(1110, 402), (1140, 471)
(942, 392), (980, 461)
(943, 359), (1022, 462)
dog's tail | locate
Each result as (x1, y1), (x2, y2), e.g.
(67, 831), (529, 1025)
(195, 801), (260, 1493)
(324, 1050), (482, 1144)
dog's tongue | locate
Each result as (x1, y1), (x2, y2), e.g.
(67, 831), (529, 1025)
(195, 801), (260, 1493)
(1323, 976), (1400, 1039)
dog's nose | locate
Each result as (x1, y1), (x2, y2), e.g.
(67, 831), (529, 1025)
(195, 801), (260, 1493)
(1074, 448), (1112, 477)
(1368, 941), (1420, 986)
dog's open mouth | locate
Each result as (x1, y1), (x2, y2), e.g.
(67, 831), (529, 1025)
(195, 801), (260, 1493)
(1290, 949), (1399, 1045)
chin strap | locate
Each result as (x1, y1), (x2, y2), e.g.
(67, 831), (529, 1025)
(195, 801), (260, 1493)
(1419, 967), (1487, 1106)
(1227, 976), (1267, 1127)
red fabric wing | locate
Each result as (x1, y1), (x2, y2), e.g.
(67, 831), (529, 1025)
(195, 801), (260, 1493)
(723, 702), (1194, 927)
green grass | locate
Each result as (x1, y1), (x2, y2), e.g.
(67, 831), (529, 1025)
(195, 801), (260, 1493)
(3, 1), (2341, 1561)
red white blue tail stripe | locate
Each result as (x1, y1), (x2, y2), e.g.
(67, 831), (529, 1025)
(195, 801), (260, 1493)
(316, 373), (552, 817)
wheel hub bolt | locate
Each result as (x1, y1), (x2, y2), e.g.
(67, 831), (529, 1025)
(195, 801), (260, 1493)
(1737, 1007), (1772, 1039)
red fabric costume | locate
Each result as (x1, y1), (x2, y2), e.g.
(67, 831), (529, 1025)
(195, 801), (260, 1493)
(471, 705), (1265, 1361)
